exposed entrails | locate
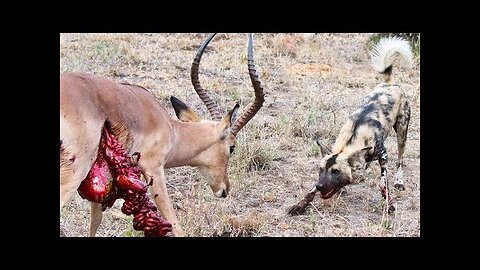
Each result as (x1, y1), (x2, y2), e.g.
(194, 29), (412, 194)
(77, 122), (172, 237)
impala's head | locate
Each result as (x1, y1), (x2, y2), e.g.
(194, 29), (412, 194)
(170, 33), (264, 198)
(315, 140), (372, 199)
(170, 96), (239, 198)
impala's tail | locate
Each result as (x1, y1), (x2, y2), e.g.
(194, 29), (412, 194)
(371, 36), (413, 83)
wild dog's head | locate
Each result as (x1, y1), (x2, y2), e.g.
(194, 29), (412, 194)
(315, 140), (372, 199)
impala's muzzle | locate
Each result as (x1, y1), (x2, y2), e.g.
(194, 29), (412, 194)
(215, 188), (228, 198)
(197, 167), (231, 199)
(213, 183), (229, 198)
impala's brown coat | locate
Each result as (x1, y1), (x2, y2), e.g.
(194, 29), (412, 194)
(60, 73), (238, 236)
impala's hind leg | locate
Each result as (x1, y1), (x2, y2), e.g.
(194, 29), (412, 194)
(393, 99), (410, 191)
(60, 141), (96, 236)
(60, 117), (101, 236)
(89, 203), (103, 237)
(60, 140), (95, 209)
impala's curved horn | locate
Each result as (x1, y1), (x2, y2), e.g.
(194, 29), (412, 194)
(230, 33), (265, 136)
(191, 33), (222, 120)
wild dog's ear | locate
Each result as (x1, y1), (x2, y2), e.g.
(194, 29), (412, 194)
(219, 103), (240, 134)
(316, 140), (332, 157)
(170, 96), (201, 122)
(347, 147), (372, 170)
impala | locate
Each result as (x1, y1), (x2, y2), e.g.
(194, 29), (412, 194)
(60, 33), (264, 236)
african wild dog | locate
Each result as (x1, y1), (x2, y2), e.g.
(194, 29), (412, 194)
(288, 36), (413, 215)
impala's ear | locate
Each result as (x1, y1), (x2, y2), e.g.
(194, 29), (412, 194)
(170, 96), (201, 122)
(218, 103), (240, 139)
(229, 103), (239, 126)
(219, 103), (240, 131)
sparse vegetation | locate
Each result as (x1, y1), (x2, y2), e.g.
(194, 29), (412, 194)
(307, 141), (320, 157)
(60, 33), (420, 237)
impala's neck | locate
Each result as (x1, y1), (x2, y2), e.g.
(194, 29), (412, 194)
(164, 120), (219, 168)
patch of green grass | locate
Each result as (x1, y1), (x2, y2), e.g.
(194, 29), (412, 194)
(123, 229), (136, 237)
(307, 141), (320, 157)
(94, 40), (120, 60)
(230, 124), (277, 179)
(308, 208), (318, 233)
(231, 138), (276, 177)
(225, 86), (240, 101)
(291, 108), (320, 138)
(121, 216), (145, 237)
(272, 114), (293, 136)
(307, 109), (319, 126)
(95, 40), (109, 52)
(381, 219), (393, 230)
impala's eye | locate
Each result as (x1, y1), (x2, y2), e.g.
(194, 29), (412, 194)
(230, 145), (235, 154)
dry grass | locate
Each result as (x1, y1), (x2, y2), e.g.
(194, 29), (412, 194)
(60, 33), (420, 237)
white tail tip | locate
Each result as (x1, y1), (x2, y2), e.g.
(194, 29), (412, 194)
(371, 36), (413, 73)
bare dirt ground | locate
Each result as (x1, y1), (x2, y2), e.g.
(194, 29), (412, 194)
(60, 33), (420, 237)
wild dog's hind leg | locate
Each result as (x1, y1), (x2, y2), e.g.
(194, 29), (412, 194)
(393, 98), (410, 191)
(376, 135), (395, 213)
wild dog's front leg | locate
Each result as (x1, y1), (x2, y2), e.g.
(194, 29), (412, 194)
(146, 167), (185, 236)
(377, 140), (395, 214)
(394, 160), (405, 191)
(287, 186), (318, 215)
(393, 99), (410, 191)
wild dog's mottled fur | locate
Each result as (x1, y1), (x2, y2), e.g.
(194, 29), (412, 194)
(288, 36), (413, 215)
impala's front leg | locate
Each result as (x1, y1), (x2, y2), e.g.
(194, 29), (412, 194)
(146, 166), (185, 237)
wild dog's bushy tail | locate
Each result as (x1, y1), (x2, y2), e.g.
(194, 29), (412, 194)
(371, 36), (413, 83)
